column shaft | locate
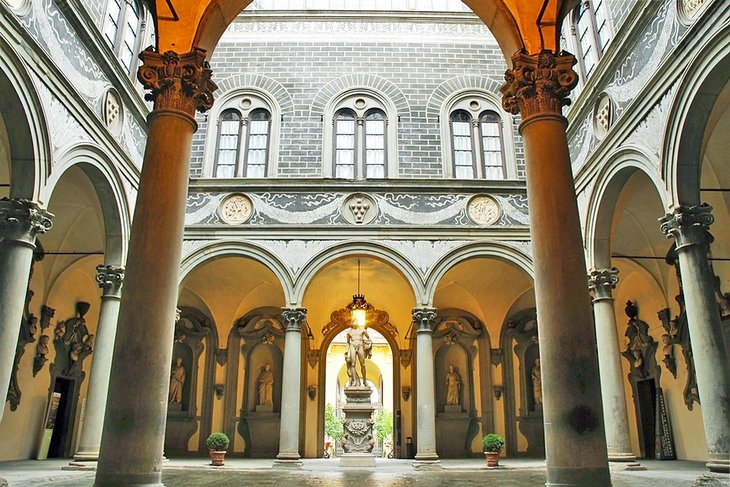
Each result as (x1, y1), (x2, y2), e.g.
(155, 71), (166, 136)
(275, 308), (305, 466)
(661, 204), (730, 473)
(412, 308), (439, 466)
(73, 266), (124, 462)
(96, 48), (216, 487)
(589, 269), (636, 462)
(0, 199), (52, 424)
(502, 51), (609, 486)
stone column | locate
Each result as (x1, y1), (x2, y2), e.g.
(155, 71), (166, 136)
(412, 308), (440, 468)
(274, 307), (306, 468)
(588, 268), (637, 463)
(0, 199), (52, 424)
(660, 204), (730, 473)
(95, 49), (216, 487)
(500, 50), (610, 486)
(72, 265), (125, 462)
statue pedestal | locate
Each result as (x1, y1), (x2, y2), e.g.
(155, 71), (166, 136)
(435, 411), (470, 458)
(340, 386), (376, 467)
(255, 404), (274, 413)
(243, 411), (280, 458)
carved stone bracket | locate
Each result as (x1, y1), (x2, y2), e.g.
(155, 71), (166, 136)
(400, 350), (412, 369)
(588, 267), (619, 301)
(490, 348), (502, 366)
(659, 204), (714, 251)
(96, 264), (125, 297)
(281, 308), (307, 332)
(412, 308), (437, 333)
(307, 349), (320, 368)
(0, 198), (53, 245)
(500, 49), (579, 120)
(137, 47), (217, 116)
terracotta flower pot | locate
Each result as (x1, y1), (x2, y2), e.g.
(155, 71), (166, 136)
(210, 450), (226, 466)
(485, 451), (500, 467)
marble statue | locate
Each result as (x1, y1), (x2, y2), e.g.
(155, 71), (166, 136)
(168, 357), (186, 404)
(531, 358), (542, 405)
(345, 323), (372, 387)
(257, 363), (274, 405)
(445, 364), (460, 405)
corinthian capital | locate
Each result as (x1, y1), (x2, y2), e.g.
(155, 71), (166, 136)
(588, 268), (619, 301)
(0, 198), (53, 246)
(137, 47), (217, 115)
(500, 49), (579, 120)
(96, 264), (125, 297)
(282, 308), (307, 332)
(659, 204), (713, 250)
(412, 308), (437, 333)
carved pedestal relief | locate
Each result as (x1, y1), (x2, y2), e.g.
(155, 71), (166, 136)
(432, 311), (487, 458)
(165, 307), (217, 455)
(621, 300), (675, 459)
(500, 309), (544, 458)
(230, 309), (285, 458)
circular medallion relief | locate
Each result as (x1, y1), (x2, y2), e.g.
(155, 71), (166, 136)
(593, 94), (612, 139)
(218, 194), (253, 224)
(240, 98), (252, 109)
(102, 89), (124, 136)
(678, 0), (707, 23)
(469, 100), (481, 111)
(354, 98), (367, 109)
(467, 195), (501, 225)
(341, 193), (377, 225)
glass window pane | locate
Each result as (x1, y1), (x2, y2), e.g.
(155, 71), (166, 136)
(455, 165), (474, 179)
(336, 150), (354, 165)
(452, 121), (471, 136)
(336, 134), (355, 149)
(367, 164), (385, 178)
(335, 164), (354, 179)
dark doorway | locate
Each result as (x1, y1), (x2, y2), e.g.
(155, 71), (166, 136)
(636, 379), (656, 458)
(47, 378), (74, 458)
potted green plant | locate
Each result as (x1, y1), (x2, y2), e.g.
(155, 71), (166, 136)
(482, 433), (505, 467)
(206, 432), (230, 466)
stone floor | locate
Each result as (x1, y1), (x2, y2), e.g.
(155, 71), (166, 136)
(0, 457), (727, 486)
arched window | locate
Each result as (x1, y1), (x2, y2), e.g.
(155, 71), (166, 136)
(479, 111), (506, 179)
(572, 0), (612, 80)
(450, 110), (475, 179)
(364, 110), (386, 178)
(103, 0), (143, 73)
(334, 109), (357, 179)
(440, 92), (515, 179)
(214, 109), (243, 178)
(323, 93), (396, 179)
(243, 109), (271, 177)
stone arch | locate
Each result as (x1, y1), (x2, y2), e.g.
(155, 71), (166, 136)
(292, 241), (425, 305)
(662, 22), (730, 206)
(425, 241), (534, 305)
(41, 143), (132, 266)
(425, 75), (504, 121)
(308, 74), (410, 121)
(0, 35), (51, 200)
(584, 146), (668, 270)
(179, 240), (295, 304)
(215, 73), (295, 117)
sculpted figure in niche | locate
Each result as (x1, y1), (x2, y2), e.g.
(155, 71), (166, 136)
(168, 357), (186, 404)
(345, 323), (372, 387)
(531, 358), (542, 406)
(445, 364), (461, 406)
(257, 363), (274, 405)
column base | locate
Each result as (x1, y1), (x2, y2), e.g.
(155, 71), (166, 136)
(274, 453), (302, 469)
(706, 455), (730, 473)
(73, 450), (100, 462)
(94, 472), (164, 487)
(413, 453), (441, 470)
(546, 466), (611, 487)
(63, 460), (98, 471)
(607, 451), (636, 462)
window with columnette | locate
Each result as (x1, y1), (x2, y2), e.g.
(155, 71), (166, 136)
(243, 109), (271, 178)
(364, 110), (386, 178)
(214, 109), (243, 178)
(450, 110), (475, 179)
(103, 0), (143, 73)
(334, 109), (357, 179)
(572, 0), (612, 81)
(479, 111), (506, 179)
